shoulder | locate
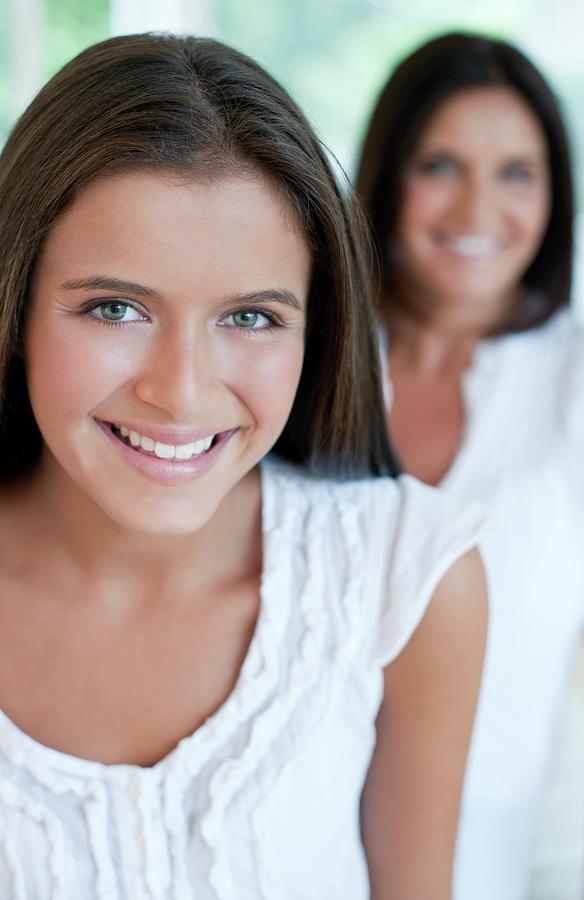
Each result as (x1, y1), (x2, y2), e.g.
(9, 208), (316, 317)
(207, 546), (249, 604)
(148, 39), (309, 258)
(485, 308), (584, 383)
(377, 475), (486, 666)
(261, 454), (404, 531)
(475, 307), (584, 375)
(472, 309), (584, 457)
(383, 545), (487, 705)
(528, 309), (584, 445)
(263, 454), (482, 517)
(394, 546), (487, 665)
(535, 308), (584, 386)
(263, 455), (485, 557)
(263, 458), (486, 665)
(263, 458), (483, 555)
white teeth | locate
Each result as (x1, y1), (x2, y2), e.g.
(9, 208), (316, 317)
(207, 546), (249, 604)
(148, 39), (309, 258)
(445, 235), (502, 257)
(175, 443), (195, 460)
(153, 442), (175, 460)
(114, 425), (215, 461)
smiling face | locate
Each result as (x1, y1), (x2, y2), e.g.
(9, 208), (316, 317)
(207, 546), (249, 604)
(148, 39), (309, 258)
(24, 170), (311, 534)
(395, 86), (551, 327)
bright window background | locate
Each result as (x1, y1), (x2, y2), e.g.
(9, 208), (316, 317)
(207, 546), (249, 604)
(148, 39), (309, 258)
(3, 0), (584, 183)
(2, 0), (584, 315)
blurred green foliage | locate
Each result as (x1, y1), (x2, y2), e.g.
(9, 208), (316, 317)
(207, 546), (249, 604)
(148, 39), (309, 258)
(0, 0), (108, 142)
(46, 0), (109, 77)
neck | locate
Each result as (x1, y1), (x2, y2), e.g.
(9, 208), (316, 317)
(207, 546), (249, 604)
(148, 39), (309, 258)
(386, 313), (481, 378)
(12, 455), (262, 612)
(385, 285), (512, 377)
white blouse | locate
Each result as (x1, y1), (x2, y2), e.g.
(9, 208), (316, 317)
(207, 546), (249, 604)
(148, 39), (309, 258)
(0, 460), (482, 899)
(416, 309), (584, 900)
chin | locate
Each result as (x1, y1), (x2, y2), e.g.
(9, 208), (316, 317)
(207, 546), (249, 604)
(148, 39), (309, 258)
(437, 278), (512, 311)
(89, 489), (221, 537)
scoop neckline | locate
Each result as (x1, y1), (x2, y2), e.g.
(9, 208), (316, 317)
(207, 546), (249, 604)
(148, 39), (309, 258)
(0, 459), (277, 785)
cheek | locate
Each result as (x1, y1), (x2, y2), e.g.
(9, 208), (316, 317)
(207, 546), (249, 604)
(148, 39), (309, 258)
(506, 188), (551, 246)
(399, 181), (453, 243)
(219, 334), (305, 427)
(25, 317), (143, 431)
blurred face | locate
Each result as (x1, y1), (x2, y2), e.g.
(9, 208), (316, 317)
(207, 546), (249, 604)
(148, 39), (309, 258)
(396, 86), (551, 324)
(25, 171), (310, 534)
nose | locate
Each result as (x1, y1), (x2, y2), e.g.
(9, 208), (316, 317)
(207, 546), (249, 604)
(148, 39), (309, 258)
(134, 327), (216, 420)
(454, 173), (499, 229)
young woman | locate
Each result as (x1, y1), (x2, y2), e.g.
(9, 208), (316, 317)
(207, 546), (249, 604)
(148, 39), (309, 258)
(355, 31), (584, 900)
(0, 33), (486, 899)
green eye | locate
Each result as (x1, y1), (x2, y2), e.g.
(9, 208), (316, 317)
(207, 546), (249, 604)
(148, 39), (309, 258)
(99, 302), (129, 320)
(219, 308), (279, 332)
(232, 310), (260, 328)
(89, 301), (142, 323)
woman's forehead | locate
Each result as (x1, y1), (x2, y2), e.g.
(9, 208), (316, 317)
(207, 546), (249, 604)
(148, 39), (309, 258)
(416, 86), (547, 157)
(32, 170), (312, 307)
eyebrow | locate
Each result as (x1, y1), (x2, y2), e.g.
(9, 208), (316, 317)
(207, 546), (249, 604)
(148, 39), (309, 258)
(60, 276), (303, 310)
(223, 289), (303, 311)
(414, 147), (547, 163)
(61, 276), (162, 299)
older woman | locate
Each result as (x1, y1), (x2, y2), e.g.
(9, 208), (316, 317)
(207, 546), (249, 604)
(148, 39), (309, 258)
(356, 31), (584, 900)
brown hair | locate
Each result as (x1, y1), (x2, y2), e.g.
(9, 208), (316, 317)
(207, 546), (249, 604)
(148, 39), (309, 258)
(355, 32), (574, 333)
(0, 33), (399, 479)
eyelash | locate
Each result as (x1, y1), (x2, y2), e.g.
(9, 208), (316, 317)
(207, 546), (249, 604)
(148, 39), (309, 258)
(413, 157), (457, 176)
(79, 300), (284, 334)
(413, 159), (537, 184)
(500, 166), (534, 183)
(78, 300), (145, 329)
(221, 309), (283, 335)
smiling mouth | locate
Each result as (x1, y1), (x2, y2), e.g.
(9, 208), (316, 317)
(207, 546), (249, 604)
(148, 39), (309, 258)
(440, 234), (505, 258)
(108, 423), (218, 461)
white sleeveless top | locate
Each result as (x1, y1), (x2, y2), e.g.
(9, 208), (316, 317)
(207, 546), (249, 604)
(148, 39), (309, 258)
(0, 460), (482, 900)
(407, 309), (584, 900)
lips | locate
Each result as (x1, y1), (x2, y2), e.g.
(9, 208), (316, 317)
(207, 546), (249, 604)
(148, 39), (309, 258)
(96, 419), (237, 486)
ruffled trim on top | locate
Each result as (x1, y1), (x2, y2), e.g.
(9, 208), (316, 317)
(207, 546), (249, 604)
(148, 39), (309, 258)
(0, 460), (301, 898)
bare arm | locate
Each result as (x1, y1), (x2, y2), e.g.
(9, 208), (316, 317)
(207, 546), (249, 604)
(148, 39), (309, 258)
(361, 548), (487, 900)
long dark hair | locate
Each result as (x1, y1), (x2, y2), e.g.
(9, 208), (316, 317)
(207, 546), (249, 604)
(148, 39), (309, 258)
(0, 33), (399, 479)
(355, 32), (574, 333)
